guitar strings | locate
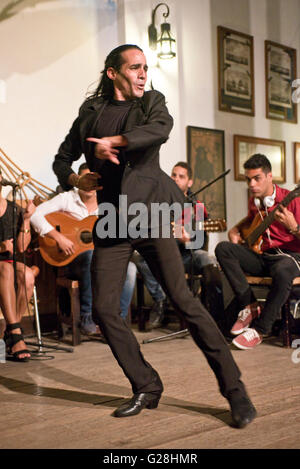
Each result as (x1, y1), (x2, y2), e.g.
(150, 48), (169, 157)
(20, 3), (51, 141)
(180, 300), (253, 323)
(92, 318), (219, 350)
(255, 202), (272, 250)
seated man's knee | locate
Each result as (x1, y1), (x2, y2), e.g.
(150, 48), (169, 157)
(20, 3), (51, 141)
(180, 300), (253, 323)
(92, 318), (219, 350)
(78, 250), (93, 266)
(272, 259), (299, 284)
(215, 241), (232, 259)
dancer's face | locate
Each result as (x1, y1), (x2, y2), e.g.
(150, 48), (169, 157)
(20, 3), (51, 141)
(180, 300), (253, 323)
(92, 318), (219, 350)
(108, 49), (148, 101)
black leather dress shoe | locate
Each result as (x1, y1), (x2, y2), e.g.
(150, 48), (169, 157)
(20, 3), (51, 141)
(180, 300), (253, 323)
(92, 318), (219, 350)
(228, 393), (257, 428)
(148, 300), (166, 329)
(113, 392), (161, 418)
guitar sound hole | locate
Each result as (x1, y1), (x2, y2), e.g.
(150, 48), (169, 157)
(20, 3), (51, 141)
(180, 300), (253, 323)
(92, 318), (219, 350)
(81, 231), (93, 244)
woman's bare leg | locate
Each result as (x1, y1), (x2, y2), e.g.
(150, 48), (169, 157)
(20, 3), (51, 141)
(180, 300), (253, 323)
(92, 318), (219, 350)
(0, 262), (33, 359)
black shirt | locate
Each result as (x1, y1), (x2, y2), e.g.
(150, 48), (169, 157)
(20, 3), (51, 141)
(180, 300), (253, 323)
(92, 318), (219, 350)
(91, 99), (133, 208)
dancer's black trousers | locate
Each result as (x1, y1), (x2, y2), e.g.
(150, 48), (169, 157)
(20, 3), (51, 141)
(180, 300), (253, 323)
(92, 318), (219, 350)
(91, 236), (245, 398)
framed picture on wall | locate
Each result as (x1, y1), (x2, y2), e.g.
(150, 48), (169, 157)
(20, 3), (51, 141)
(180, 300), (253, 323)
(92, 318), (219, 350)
(234, 134), (286, 183)
(294, 142), (300, 183)
(217, 25), (255, 116)
(187, 126), (226, 220)
(265, 40), (297, 123)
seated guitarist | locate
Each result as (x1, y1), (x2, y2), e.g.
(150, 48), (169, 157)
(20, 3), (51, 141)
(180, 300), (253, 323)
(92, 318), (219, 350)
(31, 163), (136, 336)
(135, 161), (224, 329)
(215, 154), (300, 350)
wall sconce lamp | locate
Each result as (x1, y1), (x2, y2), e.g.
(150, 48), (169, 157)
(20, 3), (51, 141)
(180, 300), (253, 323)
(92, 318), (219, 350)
(148, 2), (176, 59)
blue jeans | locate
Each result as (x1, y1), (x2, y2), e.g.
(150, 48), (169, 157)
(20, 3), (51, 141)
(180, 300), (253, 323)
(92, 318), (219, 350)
(136, 256), (166, 302)
(135, 249), (216, 302)
(66, 250), (93, 317)
(66, 250), (136, 319)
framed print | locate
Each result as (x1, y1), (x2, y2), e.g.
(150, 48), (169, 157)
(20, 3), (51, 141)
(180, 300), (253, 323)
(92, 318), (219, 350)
(218, 25), (255, 116)
(187, 126), (226, 220)
(234, 134), (286, 183)
(265, 40), (297, 123)
(294, 142), (300, 183)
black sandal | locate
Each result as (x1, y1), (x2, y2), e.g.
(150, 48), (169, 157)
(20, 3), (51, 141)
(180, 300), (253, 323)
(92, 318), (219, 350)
(4, 323), (31, 362)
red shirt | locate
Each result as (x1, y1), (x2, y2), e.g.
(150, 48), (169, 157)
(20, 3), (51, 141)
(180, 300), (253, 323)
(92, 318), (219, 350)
(248, 184), (300, 253)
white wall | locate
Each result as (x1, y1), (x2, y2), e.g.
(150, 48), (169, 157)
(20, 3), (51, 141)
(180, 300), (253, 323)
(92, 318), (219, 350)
(0, 0), (118, 193)
(121, 0), (182, 177)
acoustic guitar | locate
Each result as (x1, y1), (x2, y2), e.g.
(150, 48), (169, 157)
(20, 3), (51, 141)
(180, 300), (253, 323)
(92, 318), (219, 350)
(39, 212), (227, 267)
(38, 212), (97, 267)
(238, 184), (300, 253)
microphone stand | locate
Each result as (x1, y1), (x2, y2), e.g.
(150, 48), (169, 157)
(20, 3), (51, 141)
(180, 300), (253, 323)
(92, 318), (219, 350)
(12, 185), (18, 293)
(142, 169), (230, 344)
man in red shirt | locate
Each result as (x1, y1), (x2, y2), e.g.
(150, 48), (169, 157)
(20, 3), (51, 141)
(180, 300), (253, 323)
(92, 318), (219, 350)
(215, 153), (300, 349)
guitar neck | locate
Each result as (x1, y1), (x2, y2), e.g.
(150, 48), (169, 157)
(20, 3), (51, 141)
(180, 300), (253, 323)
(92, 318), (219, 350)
(246, 189), (298, 247)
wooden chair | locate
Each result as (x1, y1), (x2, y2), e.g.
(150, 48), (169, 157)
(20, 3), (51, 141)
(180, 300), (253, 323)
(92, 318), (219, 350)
(245, 275), (300, 347)
(56, 274), (81, 346)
